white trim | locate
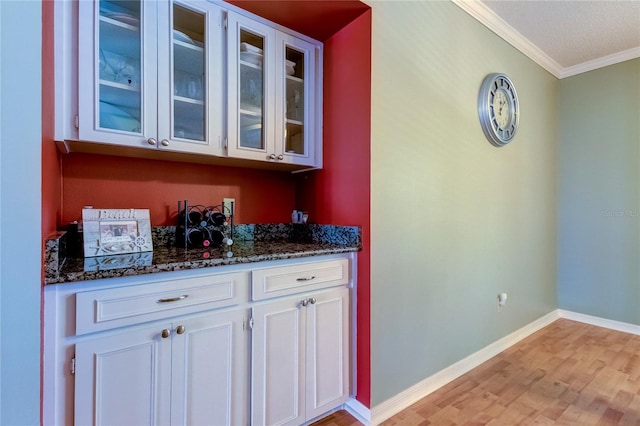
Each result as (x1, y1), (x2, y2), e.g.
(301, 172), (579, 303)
(344, 398), (371, 425)
(451, 0), (564, 78)
(558, 309), (640, 336)
(450, 0), (640, 79)
(369, 310), (560, 425)
(558, 47), (640, 78)
(352, 310), (639, 425)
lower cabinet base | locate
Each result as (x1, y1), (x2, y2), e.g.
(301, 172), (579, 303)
(43, 254), (355, 426)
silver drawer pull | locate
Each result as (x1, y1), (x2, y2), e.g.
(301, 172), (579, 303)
(296, 276), (316, 282)
(157, 294), (188, 303)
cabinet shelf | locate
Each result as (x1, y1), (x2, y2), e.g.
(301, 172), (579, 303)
(240, 108), (262, 117)
(240, 60), (262, 71)
(286, 75), (303, 84)
(174, 95), (204, 106)
(286, 118), (303, 126)
(99, 79), (139, 92)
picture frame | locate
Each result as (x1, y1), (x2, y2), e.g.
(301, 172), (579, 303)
(82, 208), (153, 257)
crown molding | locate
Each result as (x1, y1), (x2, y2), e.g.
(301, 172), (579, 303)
(451, 0), (564, 78)
(559, 46), (640, 78)
(451, 0), (640, 79)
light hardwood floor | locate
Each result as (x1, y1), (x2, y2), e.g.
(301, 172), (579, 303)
(313, 319), (640, 425)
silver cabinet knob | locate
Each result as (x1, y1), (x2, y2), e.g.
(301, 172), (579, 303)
(300, 299), (308, 307)
(277, 154), (284, 160)
(160, 139), (170, 147)
(176, 325), (185, 335)
(269, 154), (276, 160)
(147, 138), (157, 146)
(309, 297), (317, 305)
(161, 329), (171, 338)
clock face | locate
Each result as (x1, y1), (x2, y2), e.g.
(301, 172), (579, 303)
(478, 73), (519, 147)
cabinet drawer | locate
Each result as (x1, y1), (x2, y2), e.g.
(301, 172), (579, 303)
(251, 259), (349, 301)
(76, 272), (248, 335)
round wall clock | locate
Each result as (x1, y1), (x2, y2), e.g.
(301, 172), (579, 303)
(478, 73), (519, 147)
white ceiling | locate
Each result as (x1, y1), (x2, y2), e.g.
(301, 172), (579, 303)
(452, 0), (640, 79)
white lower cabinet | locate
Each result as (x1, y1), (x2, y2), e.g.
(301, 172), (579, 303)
(74, 323), (173, 425)
(74, 309), (248, 426)
(251, 287), (350, 426)
(43, 255), (353, 426)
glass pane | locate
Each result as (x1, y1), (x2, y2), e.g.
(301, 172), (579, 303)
(285, 47), (304, 155)
(98, 0), (142, 133)
(239, 30), (265, 150)
(173, 4), (205, 141)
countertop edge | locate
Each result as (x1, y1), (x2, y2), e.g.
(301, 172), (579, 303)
(44, 245), (360, 285)
(45, 224), (361, 285)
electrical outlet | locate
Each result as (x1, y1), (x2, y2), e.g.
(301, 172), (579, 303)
(498, 293), (508, 307)
(223, 198), (235, 216)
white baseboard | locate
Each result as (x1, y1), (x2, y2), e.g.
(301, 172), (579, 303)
(369, 310), (560, 425)
(344, 398), (371, 425)
(352, 309), (638, 425)
(558, 309), (640, 335)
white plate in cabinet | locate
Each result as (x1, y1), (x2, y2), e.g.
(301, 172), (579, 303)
(76, 271), (249, 334)
(251, 259), (349, 301)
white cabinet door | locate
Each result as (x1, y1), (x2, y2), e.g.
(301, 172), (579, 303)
(227, 11), (321, 168)
(170, 309), (249, 426)
(275, 32), (319, 167)
(75, 309), (248, 426)
(74, 324), (172, 426)
(251, 297), (306, 426)
(77, 0), (224, 155)
(227, 12), (277, 163)
(305, 288), (350, 420)
(78, 0), (158, 148)
(251, 287), (349, 426)
(156, 0), (225, 155)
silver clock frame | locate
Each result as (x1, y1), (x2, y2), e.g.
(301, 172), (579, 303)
(478, 73), (519, 147)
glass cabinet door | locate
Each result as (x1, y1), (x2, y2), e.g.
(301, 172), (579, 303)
(158, 0), (223, 154)
(171, 3), (205, 142)
(284, 46), (305, 156)
(227, 12), (320, 167)
(97, 0), (143, 134)
(227, 12), (275, 162)
(277, 33), (317, 166)
(78, 0), (157, 146)
(238, 29), (266, 151)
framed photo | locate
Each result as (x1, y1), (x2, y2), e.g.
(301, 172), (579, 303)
(82, 208), (153, 257)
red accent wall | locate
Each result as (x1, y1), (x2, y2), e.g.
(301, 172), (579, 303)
(296, 11), (372, 407)
(46, 0), (372, 410)
(61, 154), (296, 225)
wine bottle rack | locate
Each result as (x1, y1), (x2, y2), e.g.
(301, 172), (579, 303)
(176, 200), (234, 249)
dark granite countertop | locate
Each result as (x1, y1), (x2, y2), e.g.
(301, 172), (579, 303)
(45, 224), (361, 285)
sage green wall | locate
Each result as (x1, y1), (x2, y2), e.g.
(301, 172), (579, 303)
(366, 0), (558, 405)
(558, 59), (640, 325)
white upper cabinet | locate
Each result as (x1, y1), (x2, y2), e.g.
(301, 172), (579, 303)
(56, 1), (323, 169)
(227, 12), (322, 168)
(76, 0), (224, 155)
